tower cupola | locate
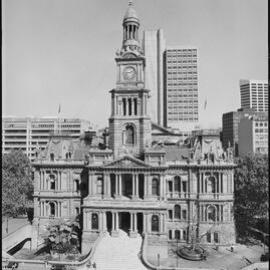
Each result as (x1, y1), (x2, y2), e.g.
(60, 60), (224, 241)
(122, 1), (140, 51)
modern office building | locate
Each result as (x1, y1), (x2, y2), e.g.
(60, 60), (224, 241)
(32, 3), (235, 257)
(143, 29), (166, 125)
(2, 117), (93, 161)
(240, 80), (268, 112)
(222, 108), (266, 156)
(142, 32), (199, 130)
(164, 47), (199, 130)
(238, 113), (268, 157)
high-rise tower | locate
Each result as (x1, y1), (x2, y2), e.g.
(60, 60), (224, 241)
(108, 1), (151, 158)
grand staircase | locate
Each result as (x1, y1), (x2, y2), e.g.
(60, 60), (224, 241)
(91, 230), (147, 270)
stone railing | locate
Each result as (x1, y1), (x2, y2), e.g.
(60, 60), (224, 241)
(2, 231), (107, 269)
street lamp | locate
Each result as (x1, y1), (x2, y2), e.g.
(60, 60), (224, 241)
(6, 216), (9, 234)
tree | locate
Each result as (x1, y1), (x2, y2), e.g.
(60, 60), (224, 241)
(234, 154), (269, 240)
(2, 150), (33, 217)
(42, 218), (80, 255)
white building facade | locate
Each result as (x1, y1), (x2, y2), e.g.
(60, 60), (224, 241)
(240, 80), (268, 112)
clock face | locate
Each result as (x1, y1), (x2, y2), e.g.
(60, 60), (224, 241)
(123, 66), (136, 81)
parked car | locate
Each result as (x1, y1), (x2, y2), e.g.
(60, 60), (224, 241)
(260, 252), (269, 262)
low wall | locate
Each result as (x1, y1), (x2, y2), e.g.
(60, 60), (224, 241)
(2, 231), (106, 269)
(141, 234), (217, 270)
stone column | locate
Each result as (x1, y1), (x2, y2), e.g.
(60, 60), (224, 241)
(159, 214), (162, 233)
(104, 173), (110, 198)
(136, 174), (139, 197)
(163, 214), (167, 233)
(144, 174), (148, 199)
(108, 174), (111, 197)
(103, 212), (107, 231)
(231, 173), (234, 193)
(119, 174), (122, 196)
(116, 212), (119, 230)
(130, 213), (133, 232)
(88, 173), (93, 196)
(143, 213), (147, 233)
(134, 213), (137, 232)
(88, 212), (92, 230)
(57, 202), (60, 218)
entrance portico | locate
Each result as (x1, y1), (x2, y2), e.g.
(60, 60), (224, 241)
(85, 209), (167, 238)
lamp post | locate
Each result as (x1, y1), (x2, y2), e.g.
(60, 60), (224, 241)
(176, 239), (179, 268)
(6, 216), (9, 235)
(37, 218), (40, 249)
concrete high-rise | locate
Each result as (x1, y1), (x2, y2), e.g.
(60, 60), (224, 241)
(164, 47), (199, 130)
(2, 117), (93, 161)
(240, 80), (268, 112)
(143, 29), (166, 125)
(142, 32), (199, 130)
(238, 113), (268, 157)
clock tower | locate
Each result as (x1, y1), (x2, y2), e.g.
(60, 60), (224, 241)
(109, 1), (151, 158)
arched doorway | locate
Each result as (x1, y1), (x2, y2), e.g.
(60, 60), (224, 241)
(106, 212), (112, 232)
(137, 213), (143, 233)
(119, 212), (130, 233)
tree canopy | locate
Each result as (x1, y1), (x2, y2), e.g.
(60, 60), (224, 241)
(2, 150), (33, 217)
(234, 153), (269, 239)
(42, 218), (80, 254)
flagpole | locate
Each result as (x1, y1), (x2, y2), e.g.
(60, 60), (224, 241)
(58, 104), (61, 135)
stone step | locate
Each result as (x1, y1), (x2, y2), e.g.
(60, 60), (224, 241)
(92, 230), (147, 270)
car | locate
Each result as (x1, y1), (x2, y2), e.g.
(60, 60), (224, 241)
(260, 252), (269, 262)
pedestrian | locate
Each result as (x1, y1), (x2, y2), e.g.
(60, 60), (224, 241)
(92, 262), (96, 269)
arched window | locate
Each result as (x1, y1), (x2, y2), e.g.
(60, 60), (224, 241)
(49, 202), (55, 216)
(151, 215), (159, 232)
(182, 181), (187, 193)
(207, 205), (216, 221)
(214, 232), (219, 243)
(50, 175), (56, 190)
(174, 205), (181, 219)
(175, 230), (180, 240)
(168, 230), (172, 240)
(182, 209), (187, 220)
(168, 210), (173, 220)
(124, 125), (135, 145)
(152, 178), (159, 196)
(207, 176), (216, 193)
(183, 230), (187, 240)
(50, 153), (54, 161)
(92, 213), (99, 230)
(207, 232), (211, 243)
(174, 176), (181, 193)
(66, 152), (69, 159)
(74, 180), (80, 192)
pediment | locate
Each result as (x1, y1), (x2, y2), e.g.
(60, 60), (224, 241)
(104, 155), (150, 168)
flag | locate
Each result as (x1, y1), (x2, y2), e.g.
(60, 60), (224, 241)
(204, 99), (207, 110)
(58, 104), (61, 114)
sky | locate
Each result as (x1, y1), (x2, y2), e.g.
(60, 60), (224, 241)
(2, 0), (268, 129)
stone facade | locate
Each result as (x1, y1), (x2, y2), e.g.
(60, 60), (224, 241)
(32, 2), (236, 255)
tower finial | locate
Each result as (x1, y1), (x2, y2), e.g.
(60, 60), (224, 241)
(128, 0), (133, 6)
